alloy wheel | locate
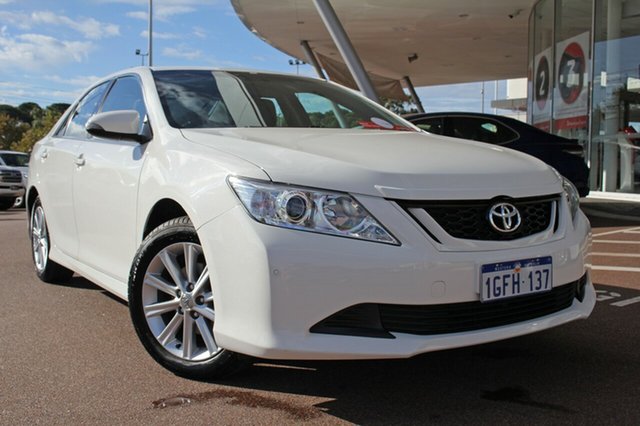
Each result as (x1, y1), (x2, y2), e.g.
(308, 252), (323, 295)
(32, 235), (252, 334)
(142, 242), (220, 361)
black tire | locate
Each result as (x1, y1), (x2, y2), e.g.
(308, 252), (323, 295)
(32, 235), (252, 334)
(30, 197), (74, 283)
(0, 197), (15, 210)
(128, 216), (247, 379)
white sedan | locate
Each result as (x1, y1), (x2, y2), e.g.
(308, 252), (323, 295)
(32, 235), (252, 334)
(27, 67), (595, 378)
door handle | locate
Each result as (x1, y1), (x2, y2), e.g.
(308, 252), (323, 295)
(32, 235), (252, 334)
(75, 154), (85, 167)
(40, 149), (48, 159)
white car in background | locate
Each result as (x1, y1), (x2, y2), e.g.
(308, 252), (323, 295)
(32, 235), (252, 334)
(27, 67), (595, 379)
(0, 150), (29, 207)
(0, 164), (24, 210)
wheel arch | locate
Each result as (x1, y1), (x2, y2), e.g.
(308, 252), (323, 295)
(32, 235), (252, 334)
(142, 198), (189, 239)
(26, 186), (40, 216)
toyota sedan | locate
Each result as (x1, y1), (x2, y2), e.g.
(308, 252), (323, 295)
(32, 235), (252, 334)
(27, 68), (595, 378)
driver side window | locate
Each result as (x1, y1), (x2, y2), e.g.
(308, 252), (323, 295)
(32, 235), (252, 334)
(100, 76), (148, 134)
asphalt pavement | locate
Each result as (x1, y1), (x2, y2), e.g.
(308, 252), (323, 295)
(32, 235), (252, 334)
(1, 200), (639, 425)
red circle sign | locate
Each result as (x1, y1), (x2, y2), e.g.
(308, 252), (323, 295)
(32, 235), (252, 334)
(558, 42), (585, 105)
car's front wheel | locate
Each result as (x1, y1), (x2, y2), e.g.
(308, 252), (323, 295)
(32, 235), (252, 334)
(128, 217), (247, 379)
(30, 196), (74, 283)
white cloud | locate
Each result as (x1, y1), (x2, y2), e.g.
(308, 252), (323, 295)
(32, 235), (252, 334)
(0, 32), (93, 71)
(140, 30), (179, 40)
(0, 81), (81, 105)
(43, 75), (102, 88)
(0, 12), (32, 30)
(0, 11), (119, 39)
(30, 11), (120, 39)
(126, 11), (147, 20)
(0, 0), (14, 4)
(124, 3), (199, 21)
(192, 26), (207, 39)
(162, 46), (202, 61)
(156, 5), (195, 20)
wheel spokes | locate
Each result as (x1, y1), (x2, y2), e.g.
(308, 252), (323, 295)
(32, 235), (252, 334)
(191, 265), (209, 297)
(144, 299), (180, 318)
(182, 314), (194, 359)
(195, 316), (218, 355)
(31, 207), (49, 272)
(157, 312), (183, 345)
(193, 306), (215, 322)
(144, 273), (178, 297)
(143, 242), (217, 362)
(159, 250), (187, 292)
(185, 244), (200, 284)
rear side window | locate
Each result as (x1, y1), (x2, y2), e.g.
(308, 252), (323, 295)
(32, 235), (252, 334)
(411, 117), (444, 135)
(448, 116), (518, 144)
(63, 82), (111, 138)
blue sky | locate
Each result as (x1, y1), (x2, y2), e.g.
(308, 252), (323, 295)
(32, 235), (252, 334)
(0, 0), (506, 112)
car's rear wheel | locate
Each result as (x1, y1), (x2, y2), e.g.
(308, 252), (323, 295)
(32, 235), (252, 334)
(0, 197), (15, 210)
(128, 217), (247, 379)
(30, 197), (74, 283)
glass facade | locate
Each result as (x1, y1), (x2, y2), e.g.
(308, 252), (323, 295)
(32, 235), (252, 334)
(528, 0), (640, 195)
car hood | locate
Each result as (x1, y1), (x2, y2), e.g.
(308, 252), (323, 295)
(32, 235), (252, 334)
(181, 128), (561, 199)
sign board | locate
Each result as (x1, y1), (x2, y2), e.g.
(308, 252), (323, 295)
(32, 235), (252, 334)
(532, 48), (552, 131)
(554, 32), (590, 130)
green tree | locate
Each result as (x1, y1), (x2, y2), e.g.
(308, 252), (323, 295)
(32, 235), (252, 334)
(47, 103), (71, 116)
(18, 102), (43, 124)
(381, 97), (419, 115)
(0, 113), (30, 150)
(11, 109), (63, 153)
(0, 104), (31, 123)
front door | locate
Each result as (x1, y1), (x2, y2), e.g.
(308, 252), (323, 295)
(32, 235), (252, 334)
(73, 75), (150, 286)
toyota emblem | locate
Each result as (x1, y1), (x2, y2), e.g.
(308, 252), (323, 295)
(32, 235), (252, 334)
(488, 202), (521, 233)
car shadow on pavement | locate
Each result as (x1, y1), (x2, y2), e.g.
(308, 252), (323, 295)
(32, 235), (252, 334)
(49, 275), (103, 291)
(49, 275), (129, 306)
(194, 301), (638, 424)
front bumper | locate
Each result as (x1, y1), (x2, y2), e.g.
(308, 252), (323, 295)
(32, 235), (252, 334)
(198, 196), (594, 360)
(0, 185), (25, 198)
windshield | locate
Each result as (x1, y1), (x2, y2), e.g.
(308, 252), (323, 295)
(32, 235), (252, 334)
(0, 153), (29, 167)
(153, 70), (413, 131)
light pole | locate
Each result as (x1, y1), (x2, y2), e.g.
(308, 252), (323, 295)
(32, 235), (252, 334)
(288, 59), (305, 75)
(148, 0), (153, 66)
(135, 49), (149, 66)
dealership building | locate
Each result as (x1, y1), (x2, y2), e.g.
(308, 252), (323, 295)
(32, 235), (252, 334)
(232, 0), (640, 199)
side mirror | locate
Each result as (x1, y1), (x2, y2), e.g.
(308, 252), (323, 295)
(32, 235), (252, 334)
(86, 110), (151, 143)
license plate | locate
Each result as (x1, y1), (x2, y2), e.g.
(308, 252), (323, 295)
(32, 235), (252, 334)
(480, 256), (552, 302)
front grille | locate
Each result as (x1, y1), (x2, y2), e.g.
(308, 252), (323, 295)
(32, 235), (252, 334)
(398, 195), (559, 241)
(0, 170), (22, 184)
(311, 274), (586, 338)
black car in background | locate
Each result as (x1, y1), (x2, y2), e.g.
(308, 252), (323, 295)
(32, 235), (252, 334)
(405, 112), (590, 197)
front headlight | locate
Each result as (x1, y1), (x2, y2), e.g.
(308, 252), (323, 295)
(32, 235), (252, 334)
(562, 177), (580, 221)
(228, 176), (399, 245)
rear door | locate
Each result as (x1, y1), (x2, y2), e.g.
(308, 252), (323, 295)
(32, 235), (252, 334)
(34, 82), (110, 259)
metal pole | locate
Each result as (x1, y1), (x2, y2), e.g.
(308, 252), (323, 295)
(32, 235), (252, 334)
(481, 81), (485, 113)
(148, 0), (153, 66)
(300, 40), (327, 80)
(401, 76), (424, 113)
(312, 0), (379, 102)
(493, 80), (498, 114)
